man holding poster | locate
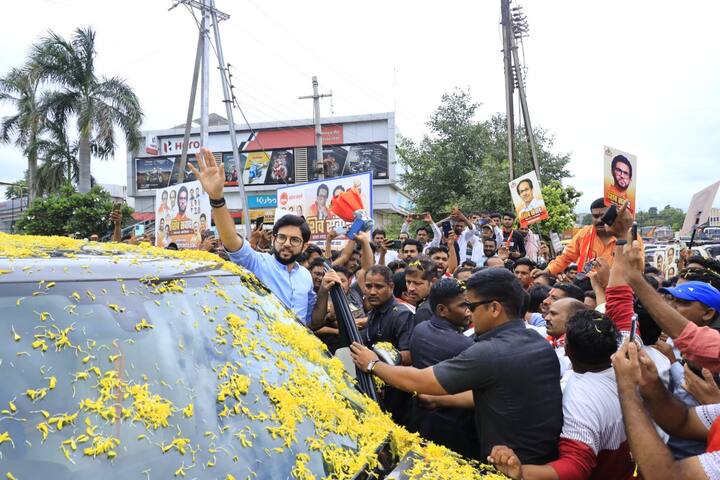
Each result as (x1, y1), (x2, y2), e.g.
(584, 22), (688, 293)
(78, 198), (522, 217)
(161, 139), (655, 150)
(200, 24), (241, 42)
(681, 181), (720, 237)
(509, 171), (549, 228)
(604, 146), (637, 213)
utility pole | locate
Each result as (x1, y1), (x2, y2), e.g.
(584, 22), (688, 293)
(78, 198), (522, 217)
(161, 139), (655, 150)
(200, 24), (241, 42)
(171, 0), (253, 236)
(299, 76), (332, 180)
(501, 0), (515, 181)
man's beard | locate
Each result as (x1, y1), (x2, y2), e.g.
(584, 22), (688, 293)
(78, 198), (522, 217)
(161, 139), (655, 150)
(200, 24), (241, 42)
(274, 249), (301, 265)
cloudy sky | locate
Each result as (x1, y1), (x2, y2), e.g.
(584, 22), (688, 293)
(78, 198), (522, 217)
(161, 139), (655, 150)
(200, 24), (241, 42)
(1, 0), (720, 212)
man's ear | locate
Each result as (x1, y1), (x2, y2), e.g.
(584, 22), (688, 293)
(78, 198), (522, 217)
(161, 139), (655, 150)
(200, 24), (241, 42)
(436, 304), (448, 319)
(702, 308), (717, 325)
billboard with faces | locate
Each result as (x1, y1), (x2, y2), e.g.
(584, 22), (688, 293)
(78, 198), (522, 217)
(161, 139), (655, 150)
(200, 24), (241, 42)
(154, 180), (210, 250)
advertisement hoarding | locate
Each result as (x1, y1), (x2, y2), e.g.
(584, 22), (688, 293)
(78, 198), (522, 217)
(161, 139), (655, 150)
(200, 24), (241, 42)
(307, 143), (388, 181)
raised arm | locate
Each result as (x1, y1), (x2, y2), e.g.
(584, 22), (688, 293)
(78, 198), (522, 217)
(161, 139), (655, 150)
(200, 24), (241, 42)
(189, 148), (242, 253)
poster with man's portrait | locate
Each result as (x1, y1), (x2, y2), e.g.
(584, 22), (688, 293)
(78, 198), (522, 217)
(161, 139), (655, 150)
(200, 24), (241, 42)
(681, 181), (720, 236)
(509, 170), (549, 227)
(604, 146), (637, 214)
(154, 180), (210, 250)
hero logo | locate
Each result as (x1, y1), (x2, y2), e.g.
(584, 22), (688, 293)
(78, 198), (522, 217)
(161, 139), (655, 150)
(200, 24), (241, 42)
(162, 139), (201, 154)
(279, 192), (288, 206)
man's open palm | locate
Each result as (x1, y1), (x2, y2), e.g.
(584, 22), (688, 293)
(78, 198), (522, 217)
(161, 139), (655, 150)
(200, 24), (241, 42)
(188, 147), (225, 200)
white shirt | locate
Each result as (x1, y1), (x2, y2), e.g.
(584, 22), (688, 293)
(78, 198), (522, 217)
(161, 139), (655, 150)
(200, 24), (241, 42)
(375, 249), (398, 266)
(519, 197), (546, 216)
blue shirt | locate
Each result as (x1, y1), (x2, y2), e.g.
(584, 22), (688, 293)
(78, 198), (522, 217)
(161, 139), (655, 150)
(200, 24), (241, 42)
(227, 240), (316, 324)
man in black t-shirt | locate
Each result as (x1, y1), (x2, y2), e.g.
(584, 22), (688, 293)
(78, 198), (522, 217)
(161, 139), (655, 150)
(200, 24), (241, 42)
(350, 268), (562, 464)
(501, 212), (526, 260)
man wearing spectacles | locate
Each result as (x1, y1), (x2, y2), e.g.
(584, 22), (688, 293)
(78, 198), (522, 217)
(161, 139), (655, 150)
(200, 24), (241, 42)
(350, 268), (562, 464)
(607, 154), (633, 211)
(190, 147), (332, 325)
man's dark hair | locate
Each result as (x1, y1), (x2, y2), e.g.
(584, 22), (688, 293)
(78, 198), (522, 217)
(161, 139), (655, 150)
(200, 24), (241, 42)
(392, 271), (407, 298)
(572, 276), (592, 294)
(644, 274), (660, 291)
(333, 265), (351, 279)
(166, 242), (178, 250)
(680, 268), (720, 291)
(584, 290), (596, 301)
(466, 268), (524, 318)
(366, 265), (393, 284)
(611, 155), (633, 179)
(387, 260), (407, 273)
(490, 213), (501, 220)
(316, 183), (329, 197)
(644, 265), (661, 275)
(453, 267), (474, 278)
(554, 283), (585, 302)
(503, 211), (516, 219)
(200, 213), (206, 220)
(308, 257), (326, 271)
(687, 255), (720, 273)
(305, 244), (323, 257)
(402, 239), (423, 251)
(296, 252), (308, 264)
(590, 197), (606, 210)
(566, 310), (620, 366)
(273, 214), (311, 242)
(429, 278), (467, 312)
(405, 258), (439, 282)
(534, 273), (556, 286)
(372, 228), (387, 238)
(427, 246), (449, 257)
(461, 260), (477, 268)
(513, 257), (537, 270)
(566, 264), (578, 272)
(528, 284), (551, 313)
(416, 226), (430, 236)
(516, 178), (533, 195)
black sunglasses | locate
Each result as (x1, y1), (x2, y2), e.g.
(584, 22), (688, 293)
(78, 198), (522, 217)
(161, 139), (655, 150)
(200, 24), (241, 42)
(465, 299), (497, 312)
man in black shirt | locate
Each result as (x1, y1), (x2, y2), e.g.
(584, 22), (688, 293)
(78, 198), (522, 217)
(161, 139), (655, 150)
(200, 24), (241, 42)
(409, 278), (478, 458)
(404, 258), (439, 327)
(361, 264), (415, 425)
(350, 268), (562, 464)
(501, 212), (526, 260)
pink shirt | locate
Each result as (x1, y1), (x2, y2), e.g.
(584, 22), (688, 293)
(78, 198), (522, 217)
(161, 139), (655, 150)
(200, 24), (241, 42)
(675, 322), (720, 373)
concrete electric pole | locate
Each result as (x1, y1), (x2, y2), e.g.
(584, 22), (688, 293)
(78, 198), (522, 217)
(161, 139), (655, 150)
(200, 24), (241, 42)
(299, 76), (332, 180)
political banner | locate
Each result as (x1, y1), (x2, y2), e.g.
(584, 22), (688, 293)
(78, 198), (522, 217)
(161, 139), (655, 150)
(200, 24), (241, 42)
(681, 181), (720, 236)
(509, 170), (549, 227)
(604, 146), (637, 214)
(275, 172), (373, 243)
(154, 180), (210, 250)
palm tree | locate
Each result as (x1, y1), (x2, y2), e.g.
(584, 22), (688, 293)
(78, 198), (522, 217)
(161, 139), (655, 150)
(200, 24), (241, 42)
(31, 27), (143, 193)
(4, 180), (28, 200)
(34, 122), (79, 196)
(0, 67), (43, 202)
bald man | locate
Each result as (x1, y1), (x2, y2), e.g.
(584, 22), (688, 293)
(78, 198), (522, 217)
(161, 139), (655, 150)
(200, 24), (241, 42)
(544, 297), (588, 389)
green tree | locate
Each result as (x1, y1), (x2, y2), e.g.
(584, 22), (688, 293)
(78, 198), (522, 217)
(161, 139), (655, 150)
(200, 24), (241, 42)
(635, 205), (685, 231)
(4, 180), (28, 200)
(34, 122), (81, 196)
(31, 27), (143, 193)
(15, 185), (132, 238)
(536, 181), (582, 237)
(0, 67), (43, 202)
(397, 88), (571, 217)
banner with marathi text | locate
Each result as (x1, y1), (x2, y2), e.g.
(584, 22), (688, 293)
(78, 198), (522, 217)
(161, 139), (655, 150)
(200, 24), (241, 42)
(154, 180), (210, 249)
(274, 172), (373, 244)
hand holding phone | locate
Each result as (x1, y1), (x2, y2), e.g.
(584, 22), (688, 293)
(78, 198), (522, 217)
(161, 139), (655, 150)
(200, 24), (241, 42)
(629, 314), (638, 343)
(631, 222), (638, 241)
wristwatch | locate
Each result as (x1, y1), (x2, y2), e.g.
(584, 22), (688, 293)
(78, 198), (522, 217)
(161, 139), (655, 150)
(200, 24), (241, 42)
(366, 360), (379, 374)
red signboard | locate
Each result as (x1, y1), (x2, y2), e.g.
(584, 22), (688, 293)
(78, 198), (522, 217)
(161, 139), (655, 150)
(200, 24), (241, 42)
(243, 125), (343, 151)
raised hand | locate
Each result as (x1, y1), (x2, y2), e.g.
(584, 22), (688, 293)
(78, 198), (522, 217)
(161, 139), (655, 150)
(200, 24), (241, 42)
(188, 147), (225, 200)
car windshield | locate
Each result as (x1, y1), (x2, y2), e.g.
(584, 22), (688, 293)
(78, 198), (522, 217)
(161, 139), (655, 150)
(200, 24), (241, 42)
(0, 270), (390, 479)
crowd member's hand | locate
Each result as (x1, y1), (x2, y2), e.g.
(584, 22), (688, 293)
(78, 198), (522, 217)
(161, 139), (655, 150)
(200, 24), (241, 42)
(683, 365), (720, 405)
(612, 340), (643, 390)
(354, 230), (370, 244)
(652, 339), (677, 365)
(614, 227), (645, 283)
(320, 269), (342, 293)
(497, 245), (510, 261)
(423, 212), (434, 224)
(349, 342), (380, 372)
(604, 201), (634, 238)
(327, 228), (340, 242)
(451, 206), (463, 221)
(588, 257), (610, 291)
(200, 236), (218, 252)
(531, 267), (548, 278)
(488, 446), (523, 480)
(109, 210), (122, 225)
(355, 316), (368, 329)
(188, 147), (225, 200)
(447, 231), (457, 245)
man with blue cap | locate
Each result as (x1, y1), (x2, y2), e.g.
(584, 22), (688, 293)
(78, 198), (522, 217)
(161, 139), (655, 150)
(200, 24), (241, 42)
(660, 281), (720, 330)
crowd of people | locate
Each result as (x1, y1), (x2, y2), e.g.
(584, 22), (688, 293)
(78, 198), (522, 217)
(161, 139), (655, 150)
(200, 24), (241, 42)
(125, 148), (720, 479)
